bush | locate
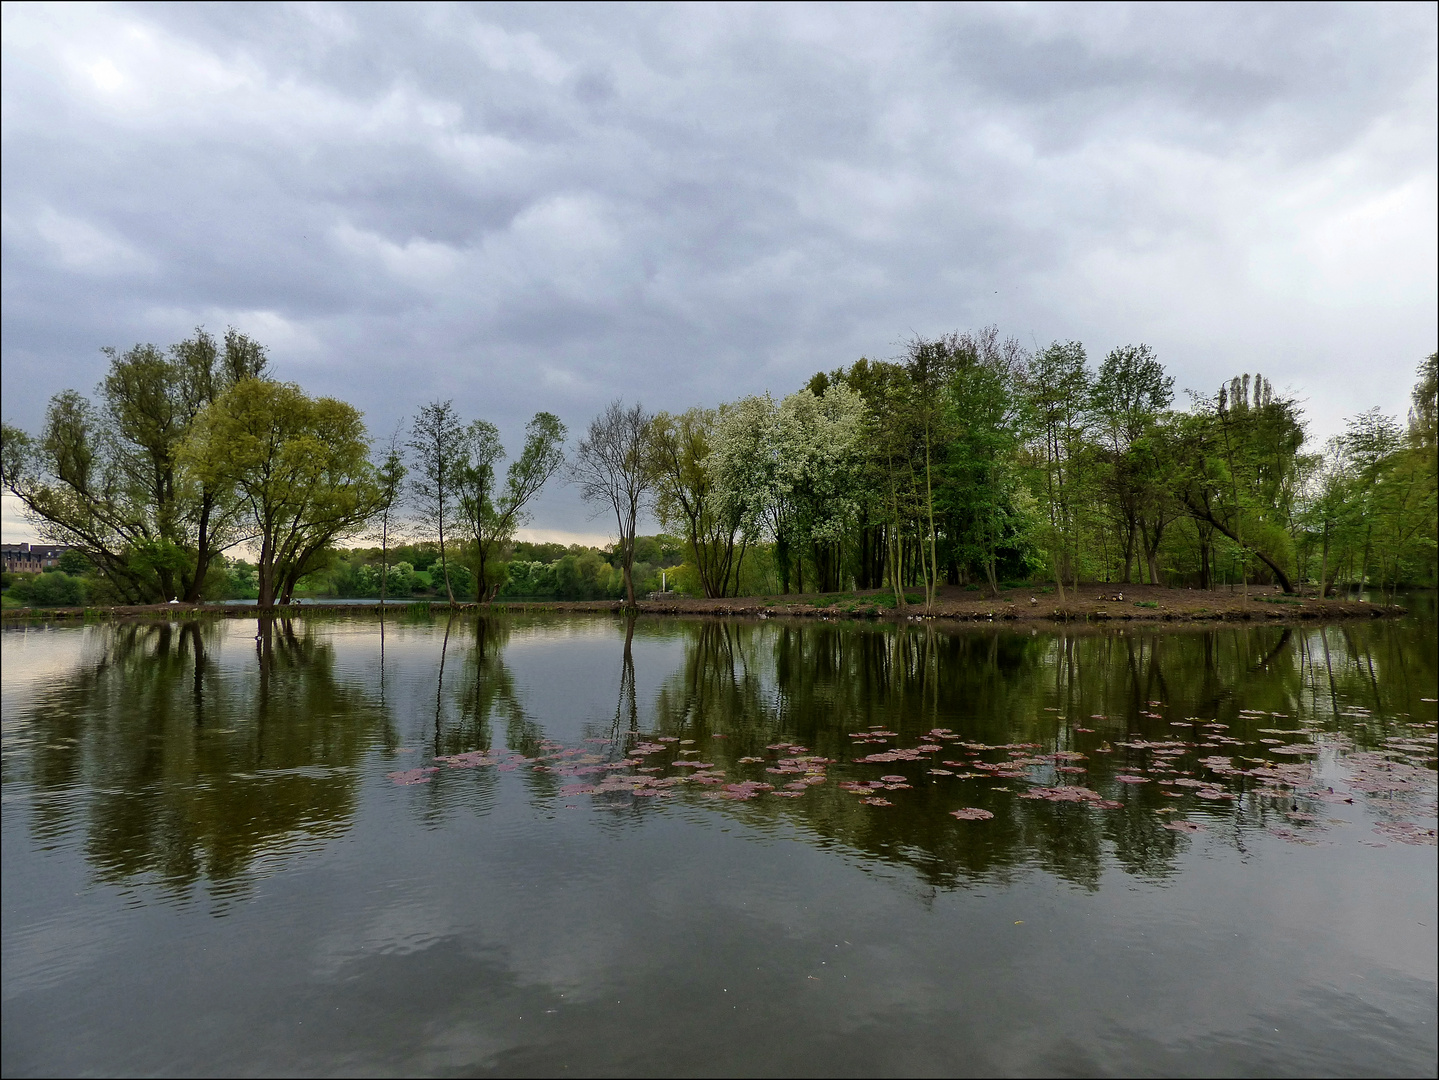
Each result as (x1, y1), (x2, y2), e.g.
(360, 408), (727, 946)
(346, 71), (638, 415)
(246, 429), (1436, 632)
(10, 571), (87, 607)
(386, 562), (416, 596)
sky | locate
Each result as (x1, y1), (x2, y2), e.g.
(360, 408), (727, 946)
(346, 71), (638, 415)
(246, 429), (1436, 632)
(3, 1), (1436, 544)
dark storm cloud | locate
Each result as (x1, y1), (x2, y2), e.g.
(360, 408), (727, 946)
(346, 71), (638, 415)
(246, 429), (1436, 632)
(3, 2), (1435, 538)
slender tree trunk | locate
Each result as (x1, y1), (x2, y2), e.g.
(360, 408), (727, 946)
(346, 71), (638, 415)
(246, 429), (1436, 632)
(924, 423), (938, 610)
(380, 515), (389, 605)
(438, 505), (455, 605)
(1318, 522), (1329, 599)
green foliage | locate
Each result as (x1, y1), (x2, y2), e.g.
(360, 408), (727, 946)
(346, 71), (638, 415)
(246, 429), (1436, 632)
(1, 328), (267, 603)
(181, 379), (380, 606)
(8, 570), (87, 607)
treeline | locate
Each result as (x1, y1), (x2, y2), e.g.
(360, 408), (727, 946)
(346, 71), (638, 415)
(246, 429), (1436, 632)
(2, 326), (1434, 608)
(640, 333), (1437, 603)
(294, 537), (685, 603)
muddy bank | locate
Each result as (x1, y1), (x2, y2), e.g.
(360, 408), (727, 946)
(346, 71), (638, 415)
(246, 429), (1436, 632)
(2, 583), (1406, 624)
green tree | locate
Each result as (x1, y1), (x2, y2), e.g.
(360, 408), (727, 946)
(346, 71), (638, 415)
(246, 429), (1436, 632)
(457, 412), (567, 602)
(180, 380), (379, 607)
(1025, 341), (1093, 598)
(1, 329), (266, 603)
(409, 400), (466, 605)
(371, 426), (408, 605)
(941, 330), (1030, 597)
(651, 407), (749, 598)
(1091, 344), (1174, 584)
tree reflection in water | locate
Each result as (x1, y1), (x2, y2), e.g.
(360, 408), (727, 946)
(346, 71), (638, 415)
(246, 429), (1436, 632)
(639, 617), (1435, 890)
(15, 618), (385, 904)
(7, 613), (1434, 902)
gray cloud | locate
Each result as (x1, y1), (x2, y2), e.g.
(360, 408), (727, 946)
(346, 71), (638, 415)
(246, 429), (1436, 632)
(3, 2), (1435, 537)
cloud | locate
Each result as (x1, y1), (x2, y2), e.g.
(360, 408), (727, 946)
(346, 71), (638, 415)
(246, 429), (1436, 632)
(2, 2), (1434, 532)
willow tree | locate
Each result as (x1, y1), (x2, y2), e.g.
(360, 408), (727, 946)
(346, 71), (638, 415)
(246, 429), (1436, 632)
(1, 328), (266, 603)
(180, 380), (379, 607)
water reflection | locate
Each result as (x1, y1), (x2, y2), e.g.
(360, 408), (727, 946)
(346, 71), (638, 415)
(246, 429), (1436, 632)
(7, 617), (386, 903)
(3, 613), (1434, 902)
(637, 619), (1435, 882)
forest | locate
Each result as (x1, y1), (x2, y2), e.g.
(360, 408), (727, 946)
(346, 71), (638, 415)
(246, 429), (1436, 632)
(2, 326), (1434, 608)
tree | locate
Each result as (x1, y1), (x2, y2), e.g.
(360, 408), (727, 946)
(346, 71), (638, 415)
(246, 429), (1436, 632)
(710, 394), (787, 589)
(180, 380), (379, 607)
(409, 401), (466, 605)
(1025, 341), (1092, 599)
(775, 385), (868, 594)
(941, 330), (1029, 597)
(902, 336), (958, 609)
(457, 412), (567, 601)
(572, 401), (654, 607)
(1091, 344), (1174, 584)
(1172, 375), (1304, 593)
(1, 328), (267, 603)
(651, 407), (746, 598)
(372, 426), (408, 605)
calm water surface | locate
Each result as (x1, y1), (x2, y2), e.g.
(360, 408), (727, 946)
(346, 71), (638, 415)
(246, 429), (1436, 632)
(3, 611), (1435, 1077)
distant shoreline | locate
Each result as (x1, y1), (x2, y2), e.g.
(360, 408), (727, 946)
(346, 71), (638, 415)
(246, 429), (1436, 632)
(1, 584), (1409, 625)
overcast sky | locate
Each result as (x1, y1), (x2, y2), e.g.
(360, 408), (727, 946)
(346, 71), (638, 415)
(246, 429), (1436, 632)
(3, 2), (1435, 543)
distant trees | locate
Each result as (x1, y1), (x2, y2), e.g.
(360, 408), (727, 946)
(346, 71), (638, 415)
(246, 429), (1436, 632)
(5, 329), (1433, 609)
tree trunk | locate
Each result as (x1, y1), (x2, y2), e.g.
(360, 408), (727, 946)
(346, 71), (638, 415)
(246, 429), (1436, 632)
(381, 514), (394, 605)
(1183, 499), (1295, 593)
(258, 531), (276, 607)
(438, 513), (455, 605)
(183, 496), (216, 603)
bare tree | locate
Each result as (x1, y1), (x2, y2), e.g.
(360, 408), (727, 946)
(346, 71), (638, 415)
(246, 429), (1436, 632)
(572, 400), (654, 607)
(409, 400), (465, 605)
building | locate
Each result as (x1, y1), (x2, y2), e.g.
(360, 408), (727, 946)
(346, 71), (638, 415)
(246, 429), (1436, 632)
(1, 543), (71, 573)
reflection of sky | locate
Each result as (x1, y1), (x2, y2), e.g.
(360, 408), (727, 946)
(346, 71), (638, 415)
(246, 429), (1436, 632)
(0, 625), (100, 708)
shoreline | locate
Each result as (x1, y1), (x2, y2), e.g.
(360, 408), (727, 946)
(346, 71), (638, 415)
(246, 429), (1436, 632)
(1, 584), (1410, 625)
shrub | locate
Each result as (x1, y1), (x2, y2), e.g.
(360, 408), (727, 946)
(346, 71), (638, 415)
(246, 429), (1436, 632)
(11, 571), (87, 607)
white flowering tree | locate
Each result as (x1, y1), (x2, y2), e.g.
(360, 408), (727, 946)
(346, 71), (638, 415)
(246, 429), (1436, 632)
(709, 385), (867, 594)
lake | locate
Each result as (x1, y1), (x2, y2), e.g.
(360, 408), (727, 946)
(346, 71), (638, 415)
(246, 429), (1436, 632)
(2, 611), (1435, 1077)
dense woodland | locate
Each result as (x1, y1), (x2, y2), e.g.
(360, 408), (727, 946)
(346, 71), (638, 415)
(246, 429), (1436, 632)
(3, 326), (1435, 608)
